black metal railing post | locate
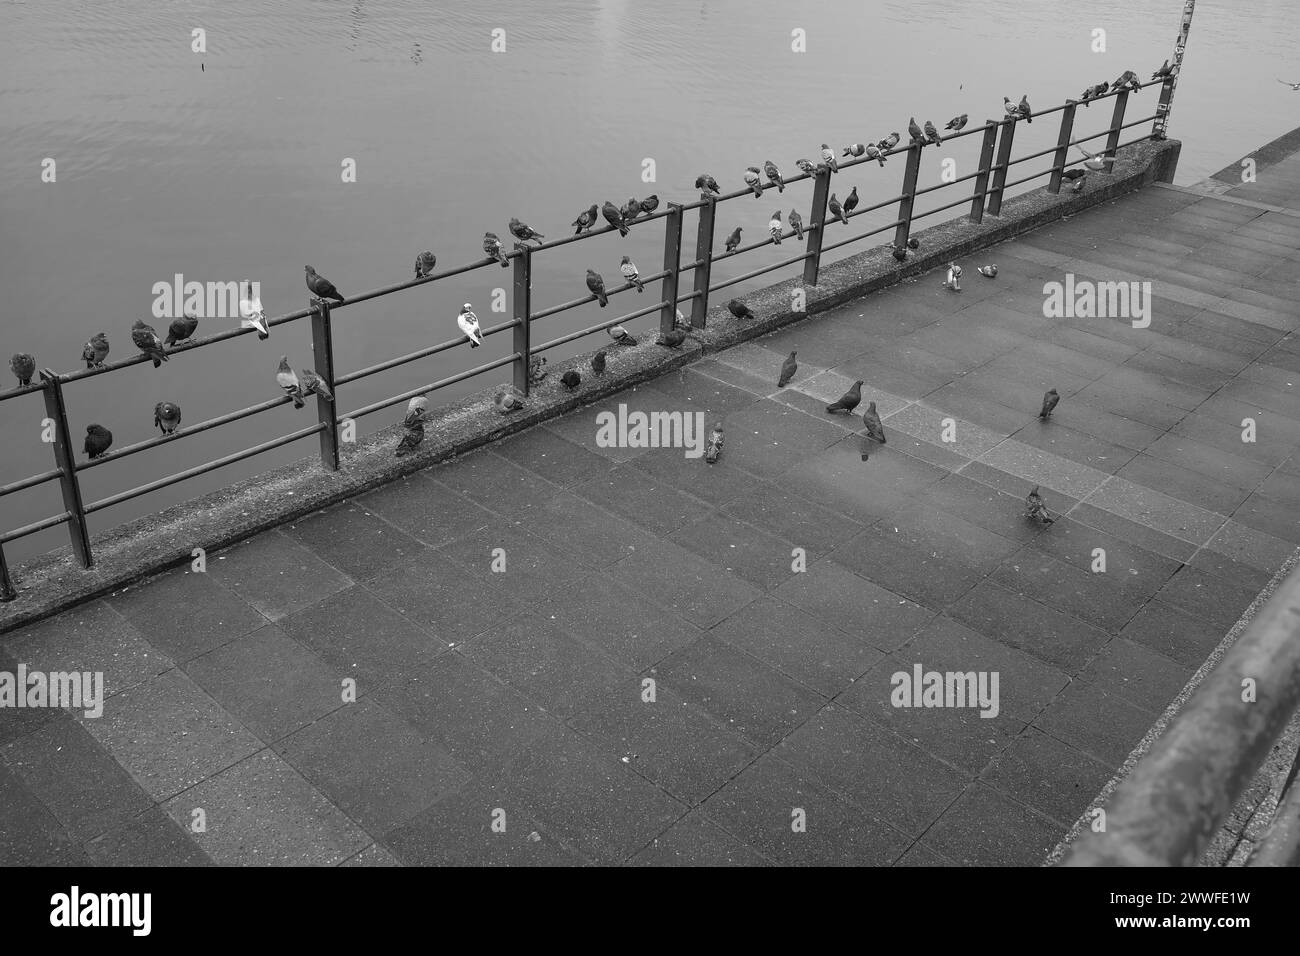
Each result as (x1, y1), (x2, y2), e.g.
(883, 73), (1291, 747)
(1153, 78), (1176, 140)
(802, 165), (832, 286)
(689, 196), (717, 328)
(38, 370), (92, 568)
(986, 119), (1017, 217)
(0, 541), (16, 601)
(1105, 90), (1129, 174)
(969, 122), (999, 223)
(1048, 102), (1078, 194)
(892, 143), (923, 252)
(512, 244), (533, 394)
(309, 301), (340, 471)
(660, 202), (684, 335)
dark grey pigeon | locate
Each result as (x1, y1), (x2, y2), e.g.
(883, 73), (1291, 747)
(862, 401), (886, 444)
(778, 351), (798, 388)
(826, 380), (863, 415)
(1039, 388), (1060, 419)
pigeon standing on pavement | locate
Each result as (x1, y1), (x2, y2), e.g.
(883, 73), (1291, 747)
(764, 160), (785, 192)
(705, 422), (724, 464)
(484, 232), (510, 267)
(862, 401), (886, 444)
(1039, 388), (1060, 419)
(1025, 486), (1055, 524)
(591, 350), (607, 376)
(154, 401), (182, 435)
(977, 264), (999, 278)
(602, 201), (629, 237)
(240, 281), (269, 339)
(305, 265), (344, 303)
(508, 217), (545, 245)
(131, 319), (169, 367)
(572, 204), (599, 235)
(769, 210), (783, 245)
(9, 353), (35, 387)
(727, 299), (755, 321)
(620, 255), (644, 293)
(84, 424), (113, 459)
(943, 262), (963, 291)
(586, 270), (609, 307)
(743, 167), (764, 198)
(82, 333), (110, 368)
(788, 209), (804, 239)
(778, 351), (798, 388)
(826, 380), (863, 414)
(458, 304), (483, 347)
(414, 251), (437, 278)
(165, 312), (199, 348)
(724, 227), (742, 253)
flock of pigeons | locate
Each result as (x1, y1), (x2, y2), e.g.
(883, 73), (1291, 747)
(8, 71), (1160, 481)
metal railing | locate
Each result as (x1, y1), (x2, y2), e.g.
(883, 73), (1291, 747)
(0, 77), (1168, 601)
(1063, 561), (1300, 867)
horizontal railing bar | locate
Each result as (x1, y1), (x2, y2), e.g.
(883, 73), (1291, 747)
(335, 316), (518, 387)
(75, 396), (291, 472)
(530, 267), (670, 324)
(913, 190), (993, 222)
(818, 218), (904, 255)
(913, 167), (987, 198)
(341, 353), (519, 421)
(0, 382), (44, 405)
(83, 422), (327, 515)
(706, 250), (814, 294)
(532, 300), (670, 354)
(0, 468), (63, 499)
(0, 511), (72, 544)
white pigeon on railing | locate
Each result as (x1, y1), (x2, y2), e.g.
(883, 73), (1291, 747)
(458, 304), (483, 348)
(239, 281), (269, 340)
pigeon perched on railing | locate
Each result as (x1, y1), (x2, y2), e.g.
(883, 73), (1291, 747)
(639, 195), (659, 216)
(131, 320), (168, 367)
(586, 270), (609, 307)
(483, 232), (510, 267)
(299, 368), (333, 402)
(764, 161), (785, 193)
(572, 204), (598, 235)
(84, 424), (113, 459)
(82, 333), (110, 368)
(820, 144), (839, 172)
(864, 144), (886, 167)
(842, 187), (859, 219)
(508, 217), (545, 245)
(695, 174), (721, 195)
(154, 402), (182, 435)
(924, 120), (943, 146)
(165, 312), (198, 348)
(795, 158), (817, 176)
(602, 201), (629, 237)
(743, 167), (764, 198)
(240, 282), (269, 339)
(458, 304), (483, 347)
(621, 197), (641, 223)
(945, 114), (968, 132)
(414, 251), (437, 278)
(828, 192), (848, 226)
(1018, 95), (1033, 122)
(1152, 60), (1172, 80)
(769, 211), (783, 245)
(908, 117), (927, 146)
(724, 227), (742, 253)
(9, 353), (35, 387)
(788, 209), (804, 239)
(305, 265), (344, 303)
(276, 356), (303, 408)
(620, 255), (644, 293)
(877, 132), (900, 152)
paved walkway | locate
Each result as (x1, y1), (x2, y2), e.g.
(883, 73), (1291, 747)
(4, 180), (1300, 866)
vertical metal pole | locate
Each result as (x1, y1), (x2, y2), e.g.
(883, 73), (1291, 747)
(969, 123), (999, 223)
(802, 166), (832, 286)
(1048, 102), (1078, 194)
(1154, 0), (1196, 140)
(986, 120), (1017, 217)
(689, 197), (717, 329)
(512, 245), (532, 395)
(309, 301), (339, 471)
(0, 541), (16, 601)
(38, 370), (92, 569)
(892, 143), (923, 252)
(1104, 90), (1129, 174)
(659, 202), (683, 336)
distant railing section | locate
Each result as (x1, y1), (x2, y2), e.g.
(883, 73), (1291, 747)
(0, 77), (1168, 601)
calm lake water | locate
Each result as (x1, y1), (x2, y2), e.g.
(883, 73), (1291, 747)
(1, 0), (1296, 562)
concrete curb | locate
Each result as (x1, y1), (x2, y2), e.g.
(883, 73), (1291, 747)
(0, 137), (1181, 635)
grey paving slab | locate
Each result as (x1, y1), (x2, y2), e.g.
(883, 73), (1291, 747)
(1024, 516), (1181, 603)
(778, 436), (949, 524)
(356, 473), (497, 548)
(606, 537), (763, 629)
(1115, 453), (1253, 516)
(284, 502), (428, 580)
(979, 729), (1115, 828)
(829, 523), (987, 608)
(647, 365), (769, 418)
(488, 427), (620, 488)
(775, 704), (967, 839)
(992, 549), (1146, 634)
(434, 518), (592, 601)
(979, 439), (1111, 500)
(540, 385), (673, 462)
(107, 567), (266, 663)
(0, 761), (83, 866)
(1010, 420), (1141, 475)
(2, 716), (152, 843)
(948, 580), (1110, 673)
(1085, 475), (1226, 546)
(771, 560), (935, 654)
(83, 808), (212, 867)
(699, 753), (911, 866)
(341, 843), (403, 866)
(668, 511), (807, 591)
(719, 482), (866, 552)
(570, 465), (713, 537)
(274, 698), (469, 834)
(921, 782), (1065, 866)
(629, 810), (773, 866)
(566, 677), (758, 806)
(883, 403), (1004, 459)
(206, 530), (354, 621)
(1204, 519), (1298, 573)
(1034, 680), (1157, 768)
(717, 399), (849, 479)
(429, 449), (566, 521)
(1231, 491), (1300, 545)
(1075, 637), (1194, 716)
(161, 749), (370, 866)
